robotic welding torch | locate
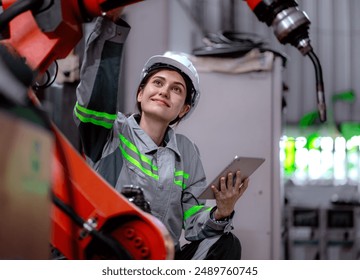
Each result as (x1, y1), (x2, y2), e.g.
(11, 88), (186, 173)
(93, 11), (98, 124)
(245, 0), (326, 122)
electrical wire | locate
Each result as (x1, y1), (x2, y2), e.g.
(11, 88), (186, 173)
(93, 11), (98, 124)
(32, 60), (59, 91)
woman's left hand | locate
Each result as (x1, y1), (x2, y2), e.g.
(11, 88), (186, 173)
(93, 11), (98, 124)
(211, 171), (249, 220)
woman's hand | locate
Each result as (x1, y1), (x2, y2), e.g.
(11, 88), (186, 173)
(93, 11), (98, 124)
(211, 171), (249, 220)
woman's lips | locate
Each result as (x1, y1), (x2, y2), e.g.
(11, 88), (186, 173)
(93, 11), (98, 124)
(151, 98), (170, 107)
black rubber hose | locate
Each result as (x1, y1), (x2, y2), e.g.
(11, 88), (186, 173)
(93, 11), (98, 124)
(308, 50), (327, 123)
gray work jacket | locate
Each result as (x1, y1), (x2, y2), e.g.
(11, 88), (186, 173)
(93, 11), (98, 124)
(74, 17), (233, 249)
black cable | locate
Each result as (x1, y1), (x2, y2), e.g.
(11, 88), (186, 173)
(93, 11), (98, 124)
(181, 190), (202, 229)
(0, 0), (43, 33)
(46, 60), (58, 87)
(32, 61), (59, 91)
(51, 192), (83, 227)
(308, 50), (327, 123)
(308, 50), (324, 92)
(32, 70), (50, 91)
(51, 192), (132, 260)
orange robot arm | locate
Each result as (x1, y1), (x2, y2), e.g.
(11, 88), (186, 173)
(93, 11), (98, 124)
(0, 0), (174, 260)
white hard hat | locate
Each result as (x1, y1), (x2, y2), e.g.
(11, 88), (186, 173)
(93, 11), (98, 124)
(140, 51), (200, 120)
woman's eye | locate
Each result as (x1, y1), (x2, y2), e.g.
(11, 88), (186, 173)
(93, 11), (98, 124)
(172, 86), (182, 94)
(153, 80), (162, 86)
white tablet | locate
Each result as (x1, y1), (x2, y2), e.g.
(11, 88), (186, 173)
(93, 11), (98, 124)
(198, 156), (265, 199)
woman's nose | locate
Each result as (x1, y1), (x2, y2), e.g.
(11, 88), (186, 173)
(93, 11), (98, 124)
(159, 87), (170, 98)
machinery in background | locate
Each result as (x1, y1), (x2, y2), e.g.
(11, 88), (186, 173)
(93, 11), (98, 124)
(285, 204), (360, 259)
(0, 0), (325, 259)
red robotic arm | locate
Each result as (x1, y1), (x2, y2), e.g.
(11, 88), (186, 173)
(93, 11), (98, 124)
(0, 0), (143, 73)
(0, 0), (174, 260)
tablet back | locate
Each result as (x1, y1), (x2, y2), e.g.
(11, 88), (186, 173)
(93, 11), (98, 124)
(198, 156), (265, 199)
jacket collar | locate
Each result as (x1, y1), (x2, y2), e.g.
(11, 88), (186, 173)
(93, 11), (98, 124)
(128, 114), (181, 157)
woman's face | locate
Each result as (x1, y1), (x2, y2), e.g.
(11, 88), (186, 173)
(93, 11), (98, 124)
(137, 69), (191, 124)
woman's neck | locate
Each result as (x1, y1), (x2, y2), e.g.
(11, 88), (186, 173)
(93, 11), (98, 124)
(139, 116), (168, 146)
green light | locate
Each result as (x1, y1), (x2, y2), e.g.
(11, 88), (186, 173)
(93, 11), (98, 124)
(306, 133), (320, 150)
(284, 137), (296, 175)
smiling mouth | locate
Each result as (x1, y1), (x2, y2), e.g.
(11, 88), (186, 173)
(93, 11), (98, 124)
(152, 98), (170, 107)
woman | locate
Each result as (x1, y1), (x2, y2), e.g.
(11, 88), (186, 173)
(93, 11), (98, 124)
(74, 14), (249, 260)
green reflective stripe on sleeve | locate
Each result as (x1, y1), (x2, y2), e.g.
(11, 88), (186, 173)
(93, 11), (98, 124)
(174, 180), (186, 189)
(119, 145), (159, 180)
(184, 205), (212, 221)
(74, 108), (113, 129)
(174, 170), (189, 189)
(75, 102), (117, 121)
(174, 170), (189, 179)
(119, 134), (158, 171)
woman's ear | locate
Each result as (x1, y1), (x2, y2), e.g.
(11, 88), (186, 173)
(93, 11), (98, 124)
(137, 88), (143, 102)
(178, 104), (191, 118)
